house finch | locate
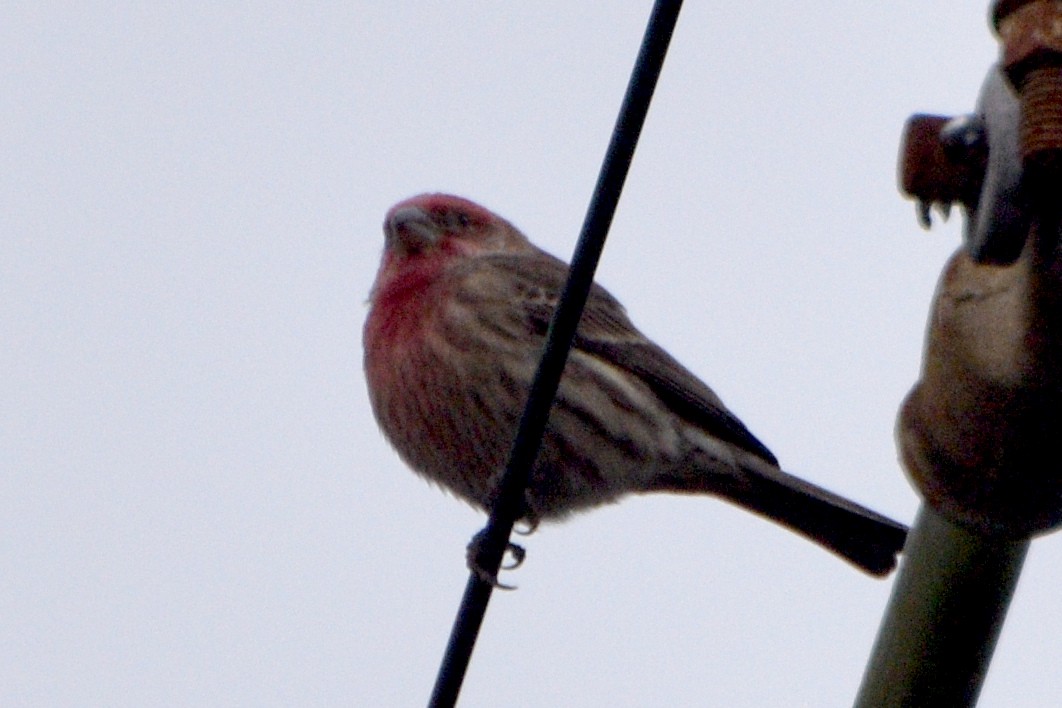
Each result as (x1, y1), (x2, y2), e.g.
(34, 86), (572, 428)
(364, 193), (907, 576)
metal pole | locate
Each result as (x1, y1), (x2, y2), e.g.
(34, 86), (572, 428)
(854, 505), (1028, 707)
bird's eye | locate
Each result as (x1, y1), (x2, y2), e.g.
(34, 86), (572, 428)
(456, 212), (471, 228)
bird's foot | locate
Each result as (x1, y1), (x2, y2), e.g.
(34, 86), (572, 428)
(466, 529), (526, 590)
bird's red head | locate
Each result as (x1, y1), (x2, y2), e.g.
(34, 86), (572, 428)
(382, 193), (533, 259)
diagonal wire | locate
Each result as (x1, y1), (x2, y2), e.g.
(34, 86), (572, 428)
(428, 1), (684, 706)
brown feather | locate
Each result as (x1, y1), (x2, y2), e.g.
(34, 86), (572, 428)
(481, 252), (779, 464)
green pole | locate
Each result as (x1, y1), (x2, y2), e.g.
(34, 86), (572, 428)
(854, 505), (1028, 707)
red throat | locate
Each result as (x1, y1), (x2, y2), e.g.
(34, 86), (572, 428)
(364, 248), (451, 357)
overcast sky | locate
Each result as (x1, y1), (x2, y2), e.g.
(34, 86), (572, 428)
(4, 2), (1059, 706)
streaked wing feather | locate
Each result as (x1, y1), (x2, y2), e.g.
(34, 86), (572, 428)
(483, 252), (779, 465)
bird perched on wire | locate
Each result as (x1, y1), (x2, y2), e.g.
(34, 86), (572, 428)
(364, 193), (907, 577)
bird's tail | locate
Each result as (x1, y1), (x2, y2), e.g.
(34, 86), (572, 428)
(655, 455), (908, 576)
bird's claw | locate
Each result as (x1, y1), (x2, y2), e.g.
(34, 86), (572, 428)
(514, 515), (539, 536)
(466, 531), (526, 590)
(501, 542), (526, 570)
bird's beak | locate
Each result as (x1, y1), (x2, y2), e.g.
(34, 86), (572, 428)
(385, 206), (440, 253)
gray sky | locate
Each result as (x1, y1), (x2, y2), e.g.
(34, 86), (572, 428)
(4, 2), (1058, 706)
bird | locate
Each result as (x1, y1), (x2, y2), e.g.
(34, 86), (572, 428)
(363, 192), (908, 577)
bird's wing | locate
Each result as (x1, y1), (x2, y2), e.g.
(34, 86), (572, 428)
(483, 252), (779, 465)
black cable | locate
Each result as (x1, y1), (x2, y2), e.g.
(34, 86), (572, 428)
(428, 1), (684, 705)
